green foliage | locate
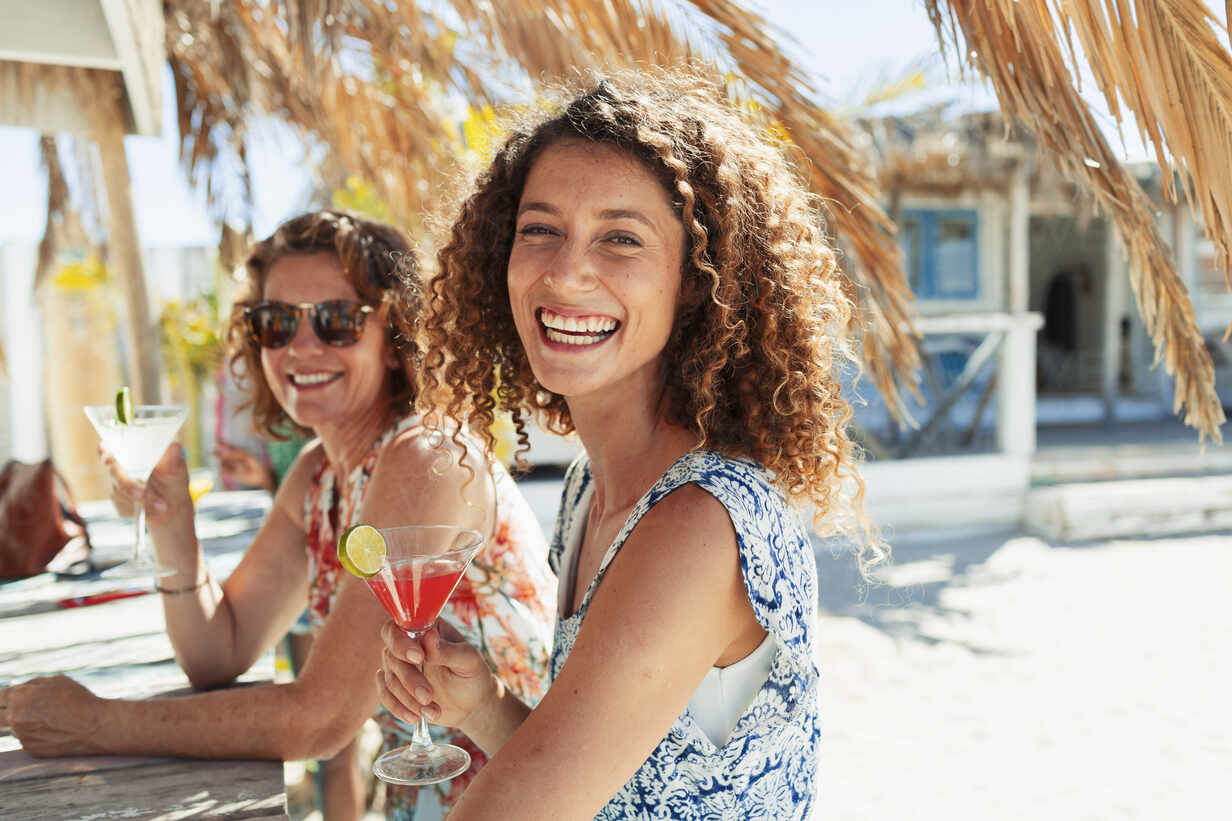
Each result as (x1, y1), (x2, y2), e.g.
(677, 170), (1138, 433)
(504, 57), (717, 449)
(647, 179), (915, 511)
(160, 294), (223, 470)
(160, 294), (223, 379)
(331, 175), (392, 221)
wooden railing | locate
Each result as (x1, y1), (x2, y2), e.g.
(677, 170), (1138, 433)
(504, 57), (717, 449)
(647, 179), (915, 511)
(858, 312), (1043, 459)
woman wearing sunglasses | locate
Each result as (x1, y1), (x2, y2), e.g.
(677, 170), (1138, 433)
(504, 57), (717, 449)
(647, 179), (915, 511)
(2, 211), (556, 821)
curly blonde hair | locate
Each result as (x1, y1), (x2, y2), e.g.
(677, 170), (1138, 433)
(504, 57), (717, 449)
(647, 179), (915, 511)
(226, 210), (423, 440)
(421, 68), (882, 567)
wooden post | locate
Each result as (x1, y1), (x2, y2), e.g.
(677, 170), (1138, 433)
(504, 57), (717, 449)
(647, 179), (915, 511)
(997, 160), (1037, 457)
(1167, 204), (1195, 406)
(1102, 222), (1127, 422)
(94, 110), (162, 405)
(1008, 166), (1029, 316)
(41, 280), (125, 500)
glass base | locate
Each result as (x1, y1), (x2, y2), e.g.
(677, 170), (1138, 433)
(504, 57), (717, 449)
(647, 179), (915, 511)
(373, 742), (471, 786)
(99, 556), (177, 581)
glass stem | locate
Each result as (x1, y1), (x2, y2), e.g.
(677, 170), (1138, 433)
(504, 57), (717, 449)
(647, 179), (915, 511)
(412, 710), (433, 750)
(405, 628), (434, 751)
(133, 500), (147, 565)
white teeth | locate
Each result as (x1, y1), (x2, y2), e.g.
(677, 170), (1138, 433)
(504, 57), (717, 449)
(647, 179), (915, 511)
(291, 372), (337, 386)
(545, 329), (610, 345)
(539, 309), (618, 335)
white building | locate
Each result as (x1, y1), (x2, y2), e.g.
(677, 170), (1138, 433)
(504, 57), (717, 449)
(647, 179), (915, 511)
(851, 109), (1228, 532)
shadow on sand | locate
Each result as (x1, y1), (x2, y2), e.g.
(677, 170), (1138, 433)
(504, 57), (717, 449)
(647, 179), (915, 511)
(814, 526), (1020, 654)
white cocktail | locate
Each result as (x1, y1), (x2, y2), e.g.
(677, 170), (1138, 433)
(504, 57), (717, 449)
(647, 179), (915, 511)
(84, 404), (189, 579)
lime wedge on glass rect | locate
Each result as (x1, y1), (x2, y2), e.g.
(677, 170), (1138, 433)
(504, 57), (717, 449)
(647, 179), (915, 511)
(338, 524), (386, 578)
(115, 386), (134, 425)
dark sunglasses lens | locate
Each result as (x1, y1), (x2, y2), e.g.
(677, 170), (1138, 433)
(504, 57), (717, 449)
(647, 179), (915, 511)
(248, 304), (298, 348)
(313, 301), (368, 346)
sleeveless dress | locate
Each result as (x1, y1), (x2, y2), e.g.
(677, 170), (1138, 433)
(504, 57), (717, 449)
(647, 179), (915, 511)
(549, 450), (820, 820)
(304, 414), (556, 819)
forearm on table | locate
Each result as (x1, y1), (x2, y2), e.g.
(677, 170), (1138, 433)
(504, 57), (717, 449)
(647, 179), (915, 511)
(96, 678), (366, 762)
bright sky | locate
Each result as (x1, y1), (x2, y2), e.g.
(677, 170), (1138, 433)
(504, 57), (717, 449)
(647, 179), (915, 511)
(0, 0), (1226, 247)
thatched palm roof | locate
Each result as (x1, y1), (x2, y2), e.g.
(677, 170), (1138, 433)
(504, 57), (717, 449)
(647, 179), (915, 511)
(164, 0), (921, 416)
(857, 107), (1023, 197)
(11, 1), (1232, 441)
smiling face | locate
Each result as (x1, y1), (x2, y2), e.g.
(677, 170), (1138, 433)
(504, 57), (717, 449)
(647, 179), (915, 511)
(507, 140), (686, 409)
(260, 251), (396, 432)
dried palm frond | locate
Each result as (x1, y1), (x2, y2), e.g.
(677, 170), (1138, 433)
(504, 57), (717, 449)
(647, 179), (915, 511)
(33, 126), (117, 294)
(217, 221), (254, 278)
(162, 0), (921, 418)
(0, 60), (128, 133)
(863, 109), (1022, 197)
(35, 136), (87, 292)
(928, 0), (1228, 442)
(33, 130), (118, 296)
(687, 0), (921, 415)
(4, 60), (163, 399)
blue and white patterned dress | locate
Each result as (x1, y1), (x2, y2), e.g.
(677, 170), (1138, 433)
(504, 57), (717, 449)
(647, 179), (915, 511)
(549, 450), (820, 820)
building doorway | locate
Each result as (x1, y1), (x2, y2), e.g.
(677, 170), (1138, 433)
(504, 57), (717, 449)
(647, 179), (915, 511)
(1029, 216), (1108, 398)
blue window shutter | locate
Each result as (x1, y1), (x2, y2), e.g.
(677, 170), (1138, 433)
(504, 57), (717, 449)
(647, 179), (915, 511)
(900, 209), (980, 300)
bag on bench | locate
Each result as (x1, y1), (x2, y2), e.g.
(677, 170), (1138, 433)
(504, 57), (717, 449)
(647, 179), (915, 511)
(0, 459), (92, 580)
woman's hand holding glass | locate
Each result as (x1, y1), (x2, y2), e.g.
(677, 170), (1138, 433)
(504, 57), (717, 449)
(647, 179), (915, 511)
(100, 443), (196, 547)
(377, 620), (500, 734)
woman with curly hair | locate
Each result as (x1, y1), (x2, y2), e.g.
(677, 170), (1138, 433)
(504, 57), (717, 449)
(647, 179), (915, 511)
(2, 211), (556, 821)
(376, 69), (882, 819)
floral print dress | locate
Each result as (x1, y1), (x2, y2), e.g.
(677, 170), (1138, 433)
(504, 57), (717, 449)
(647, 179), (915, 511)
(549, 450), (820, 820)
(304, 414), (556, 819)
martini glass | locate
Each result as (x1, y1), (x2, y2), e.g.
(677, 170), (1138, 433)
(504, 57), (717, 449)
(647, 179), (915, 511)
(83, 404), (189, 579)
(364, 524), (485, 785)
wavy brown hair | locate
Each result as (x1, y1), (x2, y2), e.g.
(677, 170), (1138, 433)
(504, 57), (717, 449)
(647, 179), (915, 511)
(421, 68), (883, 568)
(226, 210), (423, 440)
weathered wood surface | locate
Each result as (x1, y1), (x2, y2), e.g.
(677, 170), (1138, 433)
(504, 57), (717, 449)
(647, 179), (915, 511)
(0, 491), (285, 819)
(0, 747), (285, 820)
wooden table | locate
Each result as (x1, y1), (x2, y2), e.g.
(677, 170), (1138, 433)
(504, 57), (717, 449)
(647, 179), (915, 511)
(0, 491), (287, 820)
(0, 750), (287, 820)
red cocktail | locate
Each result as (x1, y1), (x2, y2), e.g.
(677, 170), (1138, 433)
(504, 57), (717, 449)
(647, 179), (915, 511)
(366, 559), (468, 635)
(365, 525), (484, 786)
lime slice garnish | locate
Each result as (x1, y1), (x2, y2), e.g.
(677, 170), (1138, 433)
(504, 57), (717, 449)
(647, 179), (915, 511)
(337, 524), (386, 578)
(115, 387), (133, 425)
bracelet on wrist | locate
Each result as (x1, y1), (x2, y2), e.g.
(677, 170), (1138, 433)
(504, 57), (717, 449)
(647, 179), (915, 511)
(156, 572), (211, 595)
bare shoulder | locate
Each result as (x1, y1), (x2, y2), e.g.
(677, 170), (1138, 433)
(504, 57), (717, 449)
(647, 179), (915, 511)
(565, 481), (754, 693)
(363, 419), (495, 532)
(373, 420), (489, 484)
(592, 483), (745, 624)
(626, 483), (739, 573)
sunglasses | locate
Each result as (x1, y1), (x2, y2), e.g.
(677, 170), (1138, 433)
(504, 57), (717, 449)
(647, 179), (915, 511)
(243, 300), (375, 349)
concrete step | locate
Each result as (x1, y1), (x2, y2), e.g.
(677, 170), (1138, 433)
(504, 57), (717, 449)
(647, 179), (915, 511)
(861, 454), (1029, 533)
(1031, 444), (1232, 484)
(1033, 418), (1232, 484)
(1025, 475), (1232, 541)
